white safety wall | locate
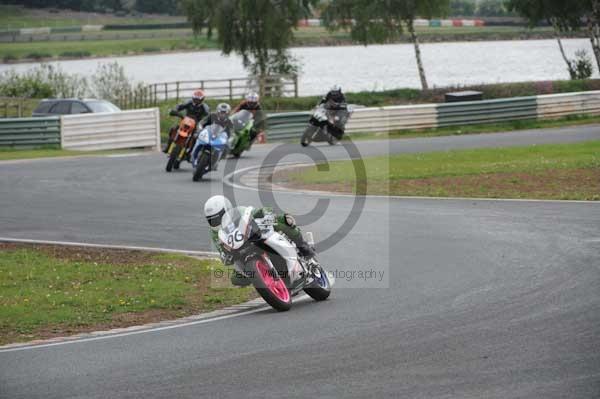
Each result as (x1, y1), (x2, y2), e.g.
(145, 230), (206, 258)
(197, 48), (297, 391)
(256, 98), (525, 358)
(61, 108), (161, 151)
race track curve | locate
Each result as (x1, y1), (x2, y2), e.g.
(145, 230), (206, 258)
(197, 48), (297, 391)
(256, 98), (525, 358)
(1, 126), (599, 398)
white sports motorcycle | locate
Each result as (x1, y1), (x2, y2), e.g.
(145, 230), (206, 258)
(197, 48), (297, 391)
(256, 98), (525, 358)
(218, 207), (331, 311)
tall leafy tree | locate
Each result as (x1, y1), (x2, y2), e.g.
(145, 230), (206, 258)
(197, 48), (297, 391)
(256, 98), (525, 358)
(214, 0), (315, 78)
(322, 0), (450, 90)
(181, 0), (216, 38)
(507, 0), (600, 72)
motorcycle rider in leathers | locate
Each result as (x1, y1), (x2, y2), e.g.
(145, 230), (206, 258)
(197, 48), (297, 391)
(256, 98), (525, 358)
(163, 89), (210, 153)
(204, 195), (317, 286)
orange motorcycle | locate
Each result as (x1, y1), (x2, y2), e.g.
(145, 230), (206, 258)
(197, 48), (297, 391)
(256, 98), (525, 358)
(165, 115), (197, 172)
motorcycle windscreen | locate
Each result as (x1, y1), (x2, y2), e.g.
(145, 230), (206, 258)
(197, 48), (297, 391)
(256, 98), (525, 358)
(230, 110), (253, 133)
(327, 108), (350, 130)
(207, 124), (225, 141)
(219, 206), (253, 251)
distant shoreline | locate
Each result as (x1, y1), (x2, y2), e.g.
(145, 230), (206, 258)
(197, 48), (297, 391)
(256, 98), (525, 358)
(1, 30), (588, 65)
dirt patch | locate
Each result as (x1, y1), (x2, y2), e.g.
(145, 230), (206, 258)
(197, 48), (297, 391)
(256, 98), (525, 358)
(273, 167), (600, 200)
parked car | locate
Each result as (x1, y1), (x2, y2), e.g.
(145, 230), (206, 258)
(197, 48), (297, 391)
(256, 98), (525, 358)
(32, 99), (121, 117)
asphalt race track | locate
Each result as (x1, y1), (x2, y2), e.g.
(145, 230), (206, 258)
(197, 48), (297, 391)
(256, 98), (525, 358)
(1, 126), (599, 398)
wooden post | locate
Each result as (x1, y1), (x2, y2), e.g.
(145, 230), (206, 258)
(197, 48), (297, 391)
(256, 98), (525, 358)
(259, 76), (265, 99)
(17, 101), (22, 117)
(164, 83), (168, 101)
(229, 79), (233, 100)
(293, 75), (298, 98)
(154, 84), (158, 105)
(176, 82), (180, 102)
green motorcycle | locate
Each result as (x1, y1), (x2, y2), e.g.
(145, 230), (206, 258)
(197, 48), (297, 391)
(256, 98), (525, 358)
(228, 110), (265, 158)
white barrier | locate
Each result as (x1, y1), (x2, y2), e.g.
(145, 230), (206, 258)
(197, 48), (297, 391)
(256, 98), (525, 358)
(82, 25), (104, 32)
(346, 104), (438, 134)
(61, 108), (161, 151)
(341, 91), (600, 136)
(536, 91), (600, 119)
(20, 27), (51, 35)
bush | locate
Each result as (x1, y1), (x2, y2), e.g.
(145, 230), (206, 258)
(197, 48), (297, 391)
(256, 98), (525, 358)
(25, 52), (52, 60)
(572, 50), (594, 80)
(89, 62), (132, 103)
(59, 51), (92, 58)
(2, 54), (17, 63)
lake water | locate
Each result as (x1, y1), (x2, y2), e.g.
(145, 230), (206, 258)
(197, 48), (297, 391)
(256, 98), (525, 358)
(1, 39), (596, 95)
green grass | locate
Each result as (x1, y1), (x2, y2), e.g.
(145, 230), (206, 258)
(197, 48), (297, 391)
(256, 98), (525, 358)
(0, 35), (217, 61)
(279, 141), (600, 200)
(0, 247), (254, 344)
(0, 147), (139, 161)
(0, 5), (185, 29)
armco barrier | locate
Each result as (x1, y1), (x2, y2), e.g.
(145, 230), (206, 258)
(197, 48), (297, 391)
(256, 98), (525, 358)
(264, 91), (600, 142)
(346, 104), (438, 133)
(436, 96), (539, 126)
(0, 117), (60, 147)
(536, 91), (600, 119)
(61, 108), (160, 151)
(266, 112), (311, 141)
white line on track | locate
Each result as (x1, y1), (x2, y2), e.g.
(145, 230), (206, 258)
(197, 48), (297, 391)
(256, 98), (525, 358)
(0, 237), (218, 257)
(0, 306), (271, 353)
(0, 238), (320, 353)
(224, 163), (600, 205)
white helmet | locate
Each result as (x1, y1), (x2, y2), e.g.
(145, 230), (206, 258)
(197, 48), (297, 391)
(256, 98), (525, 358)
(245, 92), (259, 104)
(204, 195), (232, 229)
(216, 103), (231, 120)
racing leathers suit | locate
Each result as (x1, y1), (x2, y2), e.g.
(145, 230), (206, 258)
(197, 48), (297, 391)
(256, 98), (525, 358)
(210, 207), (316, 285)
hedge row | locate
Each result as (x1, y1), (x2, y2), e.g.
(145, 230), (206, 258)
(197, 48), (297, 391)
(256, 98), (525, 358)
(103, 22), (191, 30)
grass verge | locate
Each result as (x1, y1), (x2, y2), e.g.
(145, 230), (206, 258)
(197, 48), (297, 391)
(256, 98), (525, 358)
(273, 141), (600, 201)
(0, 36), (217, 61)
(0, 243), (255, 345)
(0, 147), (143, 161)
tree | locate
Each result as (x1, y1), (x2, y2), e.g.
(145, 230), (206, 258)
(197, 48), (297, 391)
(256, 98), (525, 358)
(323, 0), (449, 90)
(214, 0), (315, 78)
(134, 0), (177, 14)
(181, 0), (216, 38)
(449, 0), (476, 16)
(476, 0), (514, 17)
(507, 0), (600, 73)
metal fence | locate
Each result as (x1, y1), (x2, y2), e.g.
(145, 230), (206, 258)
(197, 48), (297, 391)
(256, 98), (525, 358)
(266, 112), (312, 141)
(0, 117), (60, 147)
(154, 75), (298, 102)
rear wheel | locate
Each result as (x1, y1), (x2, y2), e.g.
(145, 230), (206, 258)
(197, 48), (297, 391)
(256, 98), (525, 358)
(304, 264), (331, 301)
(192, 152), (210, 181)
(165, 144), (181, 172)
(252, 257), (291, 311)
(301, 125), (317, 147)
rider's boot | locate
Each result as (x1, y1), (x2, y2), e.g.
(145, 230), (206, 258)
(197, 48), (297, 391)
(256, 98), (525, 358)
(230, 270), (252, 287)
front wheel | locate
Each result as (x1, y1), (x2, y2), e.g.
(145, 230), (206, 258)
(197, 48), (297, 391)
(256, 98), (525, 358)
(165, 144), (181, 172)
(192, 152), (210, 182)
(301, 125), (318, 147)
(252, 257), (291, 311)
(304, 265), (331, 301)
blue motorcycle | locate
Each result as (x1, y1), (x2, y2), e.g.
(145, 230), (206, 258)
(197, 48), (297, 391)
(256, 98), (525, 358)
(191, 124), (229, 181)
